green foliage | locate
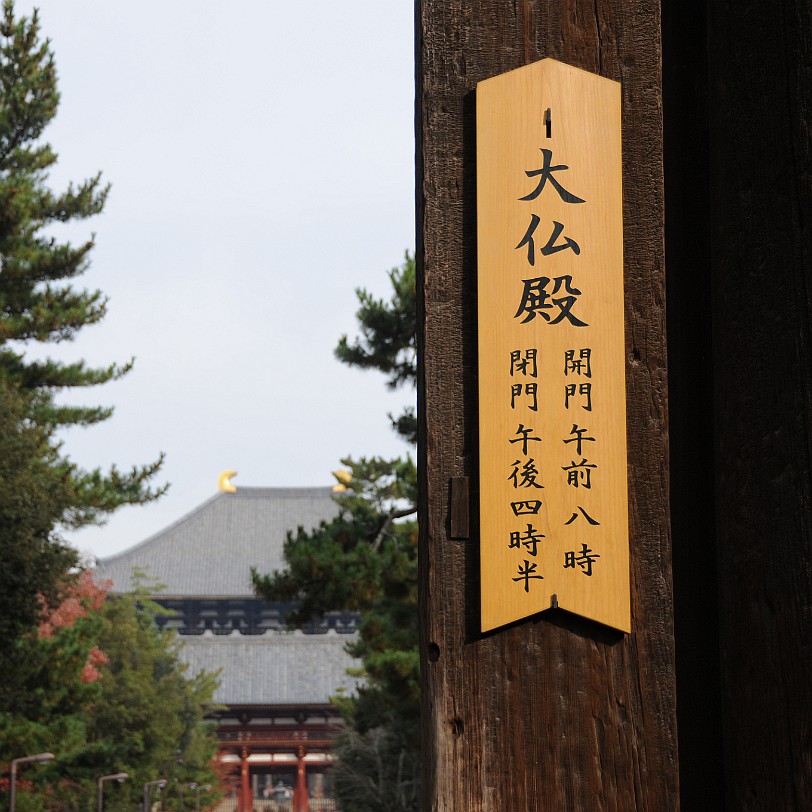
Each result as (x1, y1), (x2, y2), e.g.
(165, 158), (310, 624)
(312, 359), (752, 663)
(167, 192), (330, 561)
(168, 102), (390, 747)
(84, 592), (221, 810)
(335, 253), (416, 389)
(0, 585), (221, 811)
(336, 252), (416, 443)
(0, 379), (78, 701)
(0, 4), (214, 806)
(253, 455), (420, 811)
(254, 456), (416, 620)
(0, 0), (165, 678)
(255, 254), (421, 810)
(332, 728), (420, 812)
(0, 4), (103, 383)
(0, 0), (166, 519)
(0, 574), (111, 808)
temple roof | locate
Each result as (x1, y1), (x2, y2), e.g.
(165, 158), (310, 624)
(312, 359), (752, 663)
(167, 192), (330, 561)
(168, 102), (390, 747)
(94, 486), (338, 597)
(177, 630), (359, 706)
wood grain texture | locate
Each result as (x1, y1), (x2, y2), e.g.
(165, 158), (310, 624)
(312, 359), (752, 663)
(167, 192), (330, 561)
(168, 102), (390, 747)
(476, 60), (629, 634)
(416, 1), (677, 810)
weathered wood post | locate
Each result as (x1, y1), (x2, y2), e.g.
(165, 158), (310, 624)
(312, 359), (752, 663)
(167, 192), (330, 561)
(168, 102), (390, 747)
(416, 2), (678, 809)
(664, 0), (812, 808)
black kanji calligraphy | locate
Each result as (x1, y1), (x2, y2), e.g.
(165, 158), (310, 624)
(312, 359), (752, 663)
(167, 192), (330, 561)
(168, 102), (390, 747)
(513, 558), (544, 592)
(510, 349), (538, 378)
(564, 348), (592, 378)
(564, 382), (592, 411)
(514, 275), (588, 327)
(564, 506), (600, 526)
(509, 524), (545, 557)
(563, 424), (596, 455)
(511, 499), (543, 516)
(508, 458), (544, 489)
(509, 423), (542, 455)
(516, 216), (581, 266)
(564, 543), (601, 576)
(519, 148), (586, 204)
(511, 382), (538, 411)
(562, 458), (598, 489)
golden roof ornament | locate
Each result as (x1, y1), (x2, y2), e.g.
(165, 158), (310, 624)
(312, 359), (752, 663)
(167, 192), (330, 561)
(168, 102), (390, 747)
(331, 469), (352, 493)
(218, 469), (238, 493)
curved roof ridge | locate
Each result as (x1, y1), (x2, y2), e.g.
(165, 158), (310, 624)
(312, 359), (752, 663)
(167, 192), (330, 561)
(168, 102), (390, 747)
(93, 484), (340, 596)
(230, 485), (334, 492)
(225, 485), (336, 498)
(96, 491), (225, 566)
(96, 485), (336, 566)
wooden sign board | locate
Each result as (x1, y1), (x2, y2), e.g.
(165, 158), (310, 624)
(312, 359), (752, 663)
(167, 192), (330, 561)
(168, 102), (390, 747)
(477, 58), (629, 633)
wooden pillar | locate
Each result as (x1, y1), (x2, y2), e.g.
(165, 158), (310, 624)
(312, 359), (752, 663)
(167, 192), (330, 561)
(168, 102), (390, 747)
(416, 2), (678, 809)
(239, 748), (251, 812)
(295, 746), (308, 812)
(705, 0), (812, 806)
(663, 0), (812, 807)
(710, 14), (812, 809)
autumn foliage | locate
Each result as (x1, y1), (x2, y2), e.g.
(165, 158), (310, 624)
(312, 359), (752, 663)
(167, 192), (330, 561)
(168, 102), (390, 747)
(1, 574), (222, 810)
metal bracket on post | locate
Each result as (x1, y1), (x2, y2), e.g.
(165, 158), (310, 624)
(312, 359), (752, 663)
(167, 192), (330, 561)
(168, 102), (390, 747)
(450, 476), (470, 539)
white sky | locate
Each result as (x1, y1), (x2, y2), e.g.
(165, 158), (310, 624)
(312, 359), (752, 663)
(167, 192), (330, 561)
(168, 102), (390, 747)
(14, 1), (416, 559)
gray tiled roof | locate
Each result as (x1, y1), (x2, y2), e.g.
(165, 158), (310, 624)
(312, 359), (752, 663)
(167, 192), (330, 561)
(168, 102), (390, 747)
(177, 630), (360, 705)
(95, 487), (338, 597)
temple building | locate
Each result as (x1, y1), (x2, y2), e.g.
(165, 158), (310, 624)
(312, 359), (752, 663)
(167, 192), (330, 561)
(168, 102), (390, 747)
(94, 477), (359, 811)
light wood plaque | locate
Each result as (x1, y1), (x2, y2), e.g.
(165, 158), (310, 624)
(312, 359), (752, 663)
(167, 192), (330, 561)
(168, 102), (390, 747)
(477, 58), (629, 633)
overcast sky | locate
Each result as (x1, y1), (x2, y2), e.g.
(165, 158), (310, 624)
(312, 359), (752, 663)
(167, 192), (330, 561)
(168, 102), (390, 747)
(15, 1), (416, 559)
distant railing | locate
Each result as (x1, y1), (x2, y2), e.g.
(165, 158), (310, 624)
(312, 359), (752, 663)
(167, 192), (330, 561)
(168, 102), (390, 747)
(308, 799), (338, 811)
(212, 796), (238, 812)
(218, 729), (339, 744)
(154, 599), (360, 636)
(251, 801), (338, 811)
(211, 793), (339, 812)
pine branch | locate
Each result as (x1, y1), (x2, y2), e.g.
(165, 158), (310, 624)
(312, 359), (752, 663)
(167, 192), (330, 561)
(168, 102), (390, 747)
(373, 507), (417, 550)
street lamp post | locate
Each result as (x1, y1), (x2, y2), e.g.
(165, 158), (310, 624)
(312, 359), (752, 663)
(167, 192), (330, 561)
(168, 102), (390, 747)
(194, 784), (212, 812)
(179, 782), (196, 812)
(143, 780), (166, 812)
(97, 772), (129, 812)
(9, 752), (54, 812)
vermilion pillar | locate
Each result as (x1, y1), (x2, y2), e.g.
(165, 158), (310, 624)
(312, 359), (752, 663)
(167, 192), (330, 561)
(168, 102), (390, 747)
(239, 748), (251, 812)
(295, 746), (308, 812)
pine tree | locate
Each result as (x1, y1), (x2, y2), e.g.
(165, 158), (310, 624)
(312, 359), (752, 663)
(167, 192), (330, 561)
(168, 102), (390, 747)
(0, 0), (165, 527)
(253, 456), (419, 812)
(335, 252), (416, 443)
(0, 6), (210, 804)
(0, 378), (76, 671)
